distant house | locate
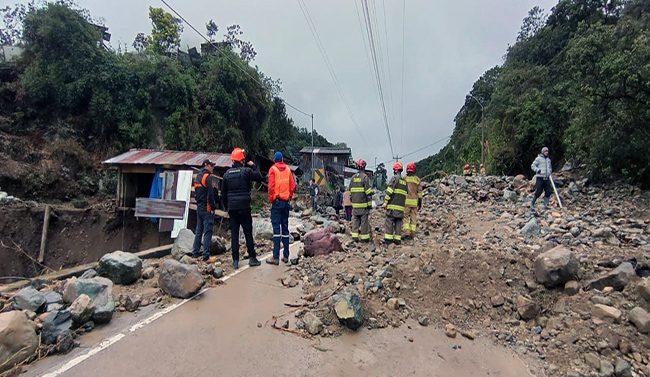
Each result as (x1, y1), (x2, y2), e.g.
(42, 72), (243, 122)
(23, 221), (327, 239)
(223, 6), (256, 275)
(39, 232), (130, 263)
(299, 146), (368, 188)
(0, 46), (23, 63)
(200, 41), (232, 56)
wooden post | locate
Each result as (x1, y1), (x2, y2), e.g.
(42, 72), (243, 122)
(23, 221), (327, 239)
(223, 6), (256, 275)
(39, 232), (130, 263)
(38, 205), (51, 263)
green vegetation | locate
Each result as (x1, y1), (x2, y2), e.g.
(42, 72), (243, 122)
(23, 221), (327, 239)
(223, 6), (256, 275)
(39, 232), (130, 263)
(0, 2), (332, 161)
(418, 0), (650, 187)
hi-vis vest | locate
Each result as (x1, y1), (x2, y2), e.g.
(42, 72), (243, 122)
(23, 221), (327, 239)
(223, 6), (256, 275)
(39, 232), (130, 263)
(194, 171), (213, 212)
(405, 175), (423, 207)
(271, 166), (292, 201)
(385, 176), (408, 212)
(349, 173), (373, 209)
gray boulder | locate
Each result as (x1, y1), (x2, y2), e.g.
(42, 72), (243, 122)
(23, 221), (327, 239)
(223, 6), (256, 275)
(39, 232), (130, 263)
(333, 292), (364, 331)
(0, 311), (38, 373)
(629, 307), (650, 333)
(44, 290), (64, 312)
(304, 228), (343, 257)
(534, 246), (579, 288)
(210, 235), (227, 254)
(70, 294), (95, 325)
(63, 277), (115, 323)
(587, 262), (636, 291)
(98, 250), (143, 285)
(171, 229), (195, 260)
(0, 310), (38, 373)
(303, 312), (323, 335)
(41, 310), (73, 353)
(638, 278), (650, 303)
(520, 217), (541, 236)
(159, 259), (205, 299)
(503, 189), (518, 201)
(13, 286), (46, 313)
(80, 269), (98, 279)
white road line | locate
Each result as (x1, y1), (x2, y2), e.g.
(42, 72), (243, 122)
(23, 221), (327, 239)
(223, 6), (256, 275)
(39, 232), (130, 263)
(40, 248), (285, 377)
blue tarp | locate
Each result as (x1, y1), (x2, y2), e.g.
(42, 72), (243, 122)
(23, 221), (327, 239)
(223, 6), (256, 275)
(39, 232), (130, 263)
(149, 168), (164, 223)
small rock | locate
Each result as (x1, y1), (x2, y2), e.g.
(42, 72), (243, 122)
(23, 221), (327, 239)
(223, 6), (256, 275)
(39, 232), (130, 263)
(179, 255), (196, 265)
(303, 312), (323, 335)
(142, 267), (156, 280)
(445, 323), (457, 338)
(460, 330), (476, 340)
(305, 293), (316, 302)
(564, 281), (580, 296)
(123, 296), (141, 312)
(282, 320), (289, 329)
(80, 269), (98, 279)
(212, 267), (224, 279)
(584, 352), (600, 369)
(587, 262), (636, 292)
(615, 358), (632, 377)
(600, 360), (615, 377)
(517, 295), (539, 320)
(171, 229), (195, 260)
(98, 251), (143, 285)
(290, 256), (300, 265)
(418, 316), (430, 326)
(387, 298), (400, 310)
(637, 278), (650, 303)
(591, 304), (622, 324)
(520, 217), (541, 236)
(491, 295), (505, 307)
(629, 307), (650, 333)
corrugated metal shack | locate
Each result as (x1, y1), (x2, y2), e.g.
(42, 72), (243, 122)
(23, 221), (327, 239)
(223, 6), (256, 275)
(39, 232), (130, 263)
(300, 147), (352, 184)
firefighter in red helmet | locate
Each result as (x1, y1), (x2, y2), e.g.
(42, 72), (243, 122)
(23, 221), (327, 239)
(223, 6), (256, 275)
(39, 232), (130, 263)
(480, 163), (486, 175)
(403, 162), (422, 240)
(463, 164), (471, 176)
(383, 162), (407, 245)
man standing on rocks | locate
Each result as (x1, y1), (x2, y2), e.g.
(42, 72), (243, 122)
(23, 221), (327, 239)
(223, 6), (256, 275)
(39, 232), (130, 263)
(309, 179), (319, 212)
(383, 162), (408, 245)
(348, 159), (373, 243)
(222, 148), (263, 269)
(267, 151), (295, 266)
(403, 162), (422, 241)
(192, 159), (218, 263)
(530, 146), (553, 211)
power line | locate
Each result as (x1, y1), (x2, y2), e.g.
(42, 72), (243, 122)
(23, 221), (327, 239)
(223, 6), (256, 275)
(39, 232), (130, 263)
(400, 0), (406, 158)
(160, 0), (313, 120)
(378, 135), (452, 166)
(381, 0), (396, 134)
(361, 0), (395, 160)
(296, 0), (367, 144)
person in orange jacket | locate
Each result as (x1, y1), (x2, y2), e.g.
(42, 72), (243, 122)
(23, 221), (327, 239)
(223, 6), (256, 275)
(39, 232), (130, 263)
(267, 151), (296, 265)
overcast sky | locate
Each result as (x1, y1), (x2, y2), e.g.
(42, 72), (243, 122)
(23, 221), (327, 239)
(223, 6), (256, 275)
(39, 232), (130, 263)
(76, 0), (559, 166)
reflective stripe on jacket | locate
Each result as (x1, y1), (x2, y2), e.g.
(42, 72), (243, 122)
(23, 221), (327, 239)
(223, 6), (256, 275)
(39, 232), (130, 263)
(405, 174), (422, 207)
(385, 175), (407, 213)
(194, 169), (216, 212)
(268, 162), (295, 202)
(349, 173), (372, 209)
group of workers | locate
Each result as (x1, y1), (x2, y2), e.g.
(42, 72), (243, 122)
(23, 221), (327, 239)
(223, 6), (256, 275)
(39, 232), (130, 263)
(348, 159), (423, 246)
(463, 163), (485, 176)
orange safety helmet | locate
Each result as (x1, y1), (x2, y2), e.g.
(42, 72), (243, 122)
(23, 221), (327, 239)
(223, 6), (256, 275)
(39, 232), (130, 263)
(357, 159), (367, 169)
(464, 164), (470, 169)
(406, 162), (416, 173)
(231, 147), (246, 162)
(393, 162), (403, 171)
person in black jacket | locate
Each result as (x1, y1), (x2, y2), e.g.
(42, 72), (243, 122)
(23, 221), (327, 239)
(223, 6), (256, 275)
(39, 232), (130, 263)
(192, 159), (218, 263)
(221, 148), (263, 269)
(333, 186), (343, 217)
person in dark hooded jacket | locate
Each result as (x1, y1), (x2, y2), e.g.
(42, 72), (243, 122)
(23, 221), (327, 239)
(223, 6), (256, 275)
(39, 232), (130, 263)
(530, 146), (553, 209)
(192, 159), (218, 262)
(221, 148), (263, 269)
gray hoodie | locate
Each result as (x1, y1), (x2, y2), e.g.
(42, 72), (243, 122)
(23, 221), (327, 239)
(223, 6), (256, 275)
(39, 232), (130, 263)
(531, 147), (552, 179)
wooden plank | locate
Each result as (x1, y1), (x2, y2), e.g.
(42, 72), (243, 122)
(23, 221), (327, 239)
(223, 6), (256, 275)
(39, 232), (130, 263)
(38, 205), (51, 263)
(159, 171), (176, 232)
(135, 198), (186, 219)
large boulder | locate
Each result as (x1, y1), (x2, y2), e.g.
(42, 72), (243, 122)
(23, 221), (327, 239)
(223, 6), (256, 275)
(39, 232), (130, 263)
(629, 307), (650, 333)
(534, 246), (579, 288)
(247, 218), (274, 242)
(587, 262), (637, 292)
(0, 311), (38, 373)
(159, 260), (205, 299)
(171, 229), (195, 260)
(333, 292), (364, 331)
(41, 310), (73, 352)
(13, 286), (46, 313)
(98, 251), (143, 285)
(70, 294), (95, 325)
(63, 277), (115, 323)
(303, 228), (343, 257)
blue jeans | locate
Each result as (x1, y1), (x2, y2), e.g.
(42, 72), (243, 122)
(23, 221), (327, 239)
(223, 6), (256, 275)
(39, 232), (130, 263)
(192, 209), (214, 260)
(271, 200), (290, 259)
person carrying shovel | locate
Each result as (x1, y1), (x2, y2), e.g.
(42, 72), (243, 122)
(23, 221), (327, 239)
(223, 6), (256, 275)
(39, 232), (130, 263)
(530, 146), (554, 211)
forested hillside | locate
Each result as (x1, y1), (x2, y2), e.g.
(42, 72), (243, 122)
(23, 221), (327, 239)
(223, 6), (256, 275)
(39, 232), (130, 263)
(0, 2), (332, 161)
(418, 0), (650, 187)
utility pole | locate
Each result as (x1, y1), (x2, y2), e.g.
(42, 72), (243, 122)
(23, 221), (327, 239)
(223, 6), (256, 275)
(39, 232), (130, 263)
(468, 94), (485, 166)
(311, 113), (314, 180)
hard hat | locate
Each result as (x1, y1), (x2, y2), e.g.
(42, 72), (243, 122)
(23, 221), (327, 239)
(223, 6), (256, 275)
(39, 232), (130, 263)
(480, 163), (484, 167)
(472, 165), (476, 168)
(357, 159), (366, 168)
(393, 162), (403, 171)
(464, 164), (469, 169)
(406, 162), (416, 173)
(231, 147), (246, 162)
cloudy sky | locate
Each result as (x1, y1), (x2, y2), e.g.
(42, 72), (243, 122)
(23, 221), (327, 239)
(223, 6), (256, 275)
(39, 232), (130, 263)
(77, 0), (559, 166)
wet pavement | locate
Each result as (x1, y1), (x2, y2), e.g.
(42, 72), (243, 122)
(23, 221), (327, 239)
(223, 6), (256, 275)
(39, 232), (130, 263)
(26, 244), (538, 377)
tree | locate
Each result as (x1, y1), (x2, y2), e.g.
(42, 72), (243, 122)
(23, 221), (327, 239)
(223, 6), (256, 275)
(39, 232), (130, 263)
(224, 24), (257, 63)
(132, 7), (183, 55)
(206, 19), (218, 40)
(517, 6), (547, 42)
(0, 2), (34, 46)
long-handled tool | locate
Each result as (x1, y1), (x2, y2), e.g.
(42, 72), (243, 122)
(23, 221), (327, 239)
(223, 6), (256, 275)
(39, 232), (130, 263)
(549, 175), (564, 208)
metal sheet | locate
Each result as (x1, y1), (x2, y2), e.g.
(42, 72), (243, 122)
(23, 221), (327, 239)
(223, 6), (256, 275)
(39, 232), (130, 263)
(103, 149), (232, 168)
(136, 198), (186, 219)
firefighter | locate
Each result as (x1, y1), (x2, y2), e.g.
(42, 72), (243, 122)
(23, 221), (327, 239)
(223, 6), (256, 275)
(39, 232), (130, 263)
(383, 162), (407, 245)
(472, 165), (478, 175)
(348, 159), (373, 243)
(480, 163), (486, 175)
(403, 162), (422, 240)
(463, 164), (471, 176)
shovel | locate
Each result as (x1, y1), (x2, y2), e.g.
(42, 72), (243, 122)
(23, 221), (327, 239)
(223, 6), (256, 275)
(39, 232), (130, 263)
(549, 175), (564, 209)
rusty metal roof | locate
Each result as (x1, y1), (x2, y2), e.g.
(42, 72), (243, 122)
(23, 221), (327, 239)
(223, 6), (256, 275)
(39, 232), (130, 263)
(103, 149), (233, 168)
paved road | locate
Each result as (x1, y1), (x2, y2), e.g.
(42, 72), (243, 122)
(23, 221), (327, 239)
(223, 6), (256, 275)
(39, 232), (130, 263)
(27, 245), (538, 377)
